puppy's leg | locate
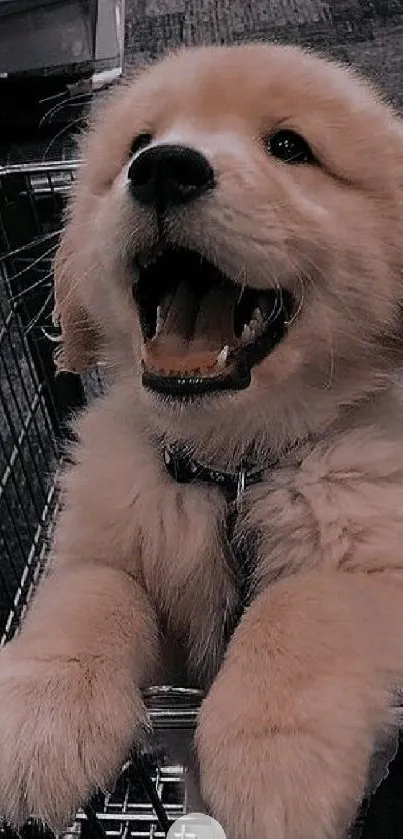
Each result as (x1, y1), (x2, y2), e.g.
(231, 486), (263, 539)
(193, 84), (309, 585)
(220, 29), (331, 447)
(0, 564), (159, 830)
(196, 571), (403, 839)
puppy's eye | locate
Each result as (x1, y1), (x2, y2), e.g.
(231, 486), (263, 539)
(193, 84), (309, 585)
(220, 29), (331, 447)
(130, 133), (153, 156)
(268, 129), (315, 164)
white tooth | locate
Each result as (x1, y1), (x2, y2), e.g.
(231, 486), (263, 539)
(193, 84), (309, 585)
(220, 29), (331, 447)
(251, 317), (265, 336)
(216, 345), (229, 367)
(252, 307), (263, 323)
(155, 305), (164, 335)
(155, 295), (173, 336)
(242, 324), (251, 344)
(160, 292), (173, 318)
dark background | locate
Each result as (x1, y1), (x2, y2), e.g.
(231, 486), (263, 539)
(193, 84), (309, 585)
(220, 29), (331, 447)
(124, 1), (403, 107)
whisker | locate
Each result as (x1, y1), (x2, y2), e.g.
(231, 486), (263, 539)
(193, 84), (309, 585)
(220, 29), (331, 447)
(39, 91), (92, 127)
(10, 271), (54, 303)
(317, 293), (336, 390)
(39, 90), (70, 107)
(42, 118), (86, 162)
(0, 231), (61, 263)
(53, 257), (99, 315)
(6, 242), (60, 282)
(41, 326), (62, 343)
(269, 289), (285, 323)
(25, 289), (54, 335)
(235, 270), (246, 304)
(285, 274), (305, 326)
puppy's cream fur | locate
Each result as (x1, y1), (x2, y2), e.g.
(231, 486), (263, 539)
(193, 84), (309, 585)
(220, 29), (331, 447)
(1, 44), (403, 838)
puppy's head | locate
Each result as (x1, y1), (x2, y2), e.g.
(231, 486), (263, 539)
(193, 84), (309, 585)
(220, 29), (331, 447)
(54, 45), (403, 456)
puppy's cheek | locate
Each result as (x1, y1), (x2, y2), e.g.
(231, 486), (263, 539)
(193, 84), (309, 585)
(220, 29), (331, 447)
(252, 341), (305, 388)
(107, 289), (141, 366)
(106, 167), (158, 256)
(77, 253), (140, 366)
(131, 319), (143, 361)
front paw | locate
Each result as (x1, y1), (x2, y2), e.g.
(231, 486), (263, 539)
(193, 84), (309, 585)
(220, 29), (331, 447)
(196, 683), (369, 839)
(0, 640), (148, 830)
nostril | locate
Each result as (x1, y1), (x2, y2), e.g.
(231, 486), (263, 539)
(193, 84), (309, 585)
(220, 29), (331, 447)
(128, 144), (216, 209)
(130, 155), (155, 188)
(169, 151), (215, 191)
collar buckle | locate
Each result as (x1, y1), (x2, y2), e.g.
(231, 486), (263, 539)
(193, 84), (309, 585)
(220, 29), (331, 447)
(236, 468), (246, 502)
(163, 443), (266, 501)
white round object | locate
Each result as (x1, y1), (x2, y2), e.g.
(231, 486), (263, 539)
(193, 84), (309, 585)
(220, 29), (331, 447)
(167, 812), (227, 838)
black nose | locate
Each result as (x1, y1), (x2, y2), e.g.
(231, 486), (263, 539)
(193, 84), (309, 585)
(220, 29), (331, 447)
(128, 144), (215, 210)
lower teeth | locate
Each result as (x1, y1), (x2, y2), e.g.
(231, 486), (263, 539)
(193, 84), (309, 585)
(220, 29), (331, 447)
(216, 345), (229, 368)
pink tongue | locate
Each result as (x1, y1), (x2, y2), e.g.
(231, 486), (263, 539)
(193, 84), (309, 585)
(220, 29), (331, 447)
(143, 281), (237, 375)
(192, 284), (237, 346)
(158, 282), (200, 341)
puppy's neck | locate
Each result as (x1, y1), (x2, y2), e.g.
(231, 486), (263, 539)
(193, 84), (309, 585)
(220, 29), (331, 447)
(132, 375), (400, 471)
(154, 426), (315, 480)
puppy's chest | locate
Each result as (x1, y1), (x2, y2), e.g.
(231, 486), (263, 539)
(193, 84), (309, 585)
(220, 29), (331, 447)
(224, 499), (263, 605)
(144, 478), (276, 680)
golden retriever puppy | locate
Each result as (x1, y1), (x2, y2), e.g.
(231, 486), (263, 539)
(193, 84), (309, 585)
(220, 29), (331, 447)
(1, 42), (403, 839)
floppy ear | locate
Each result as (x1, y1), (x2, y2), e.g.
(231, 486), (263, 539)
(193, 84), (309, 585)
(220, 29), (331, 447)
(52, 225), (101, 374)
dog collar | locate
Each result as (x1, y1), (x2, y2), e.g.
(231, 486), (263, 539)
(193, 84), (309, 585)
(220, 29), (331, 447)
(163, 443), (267, 502)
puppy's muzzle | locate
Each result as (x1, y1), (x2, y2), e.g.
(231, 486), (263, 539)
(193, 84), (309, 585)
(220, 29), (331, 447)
(128, 144), (215, 211)
(129, 145), (292, 399)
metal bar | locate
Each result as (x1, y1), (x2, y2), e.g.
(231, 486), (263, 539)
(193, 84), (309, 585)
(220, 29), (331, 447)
(82, 805), (108, 839)
(0, 161), (81, 176)
(0, 159), (197, 839)
(130, 756), (170, 837)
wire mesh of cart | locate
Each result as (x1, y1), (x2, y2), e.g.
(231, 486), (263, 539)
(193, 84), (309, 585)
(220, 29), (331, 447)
(0, 159), (204, 839)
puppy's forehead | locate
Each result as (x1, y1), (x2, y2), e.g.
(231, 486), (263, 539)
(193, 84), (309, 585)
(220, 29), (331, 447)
(85, 44), (399, 192)
(139, 44), (375, 128)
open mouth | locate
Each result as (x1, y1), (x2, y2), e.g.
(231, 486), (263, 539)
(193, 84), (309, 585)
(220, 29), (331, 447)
(133, 246), (293, 397)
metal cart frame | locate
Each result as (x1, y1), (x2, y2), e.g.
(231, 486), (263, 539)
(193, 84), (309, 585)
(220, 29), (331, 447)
(0, 159), (200, 839)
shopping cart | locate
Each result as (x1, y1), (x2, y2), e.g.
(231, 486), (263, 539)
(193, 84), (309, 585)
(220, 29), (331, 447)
(2, 157), (402, 839)
(0, 159), (203, 839)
